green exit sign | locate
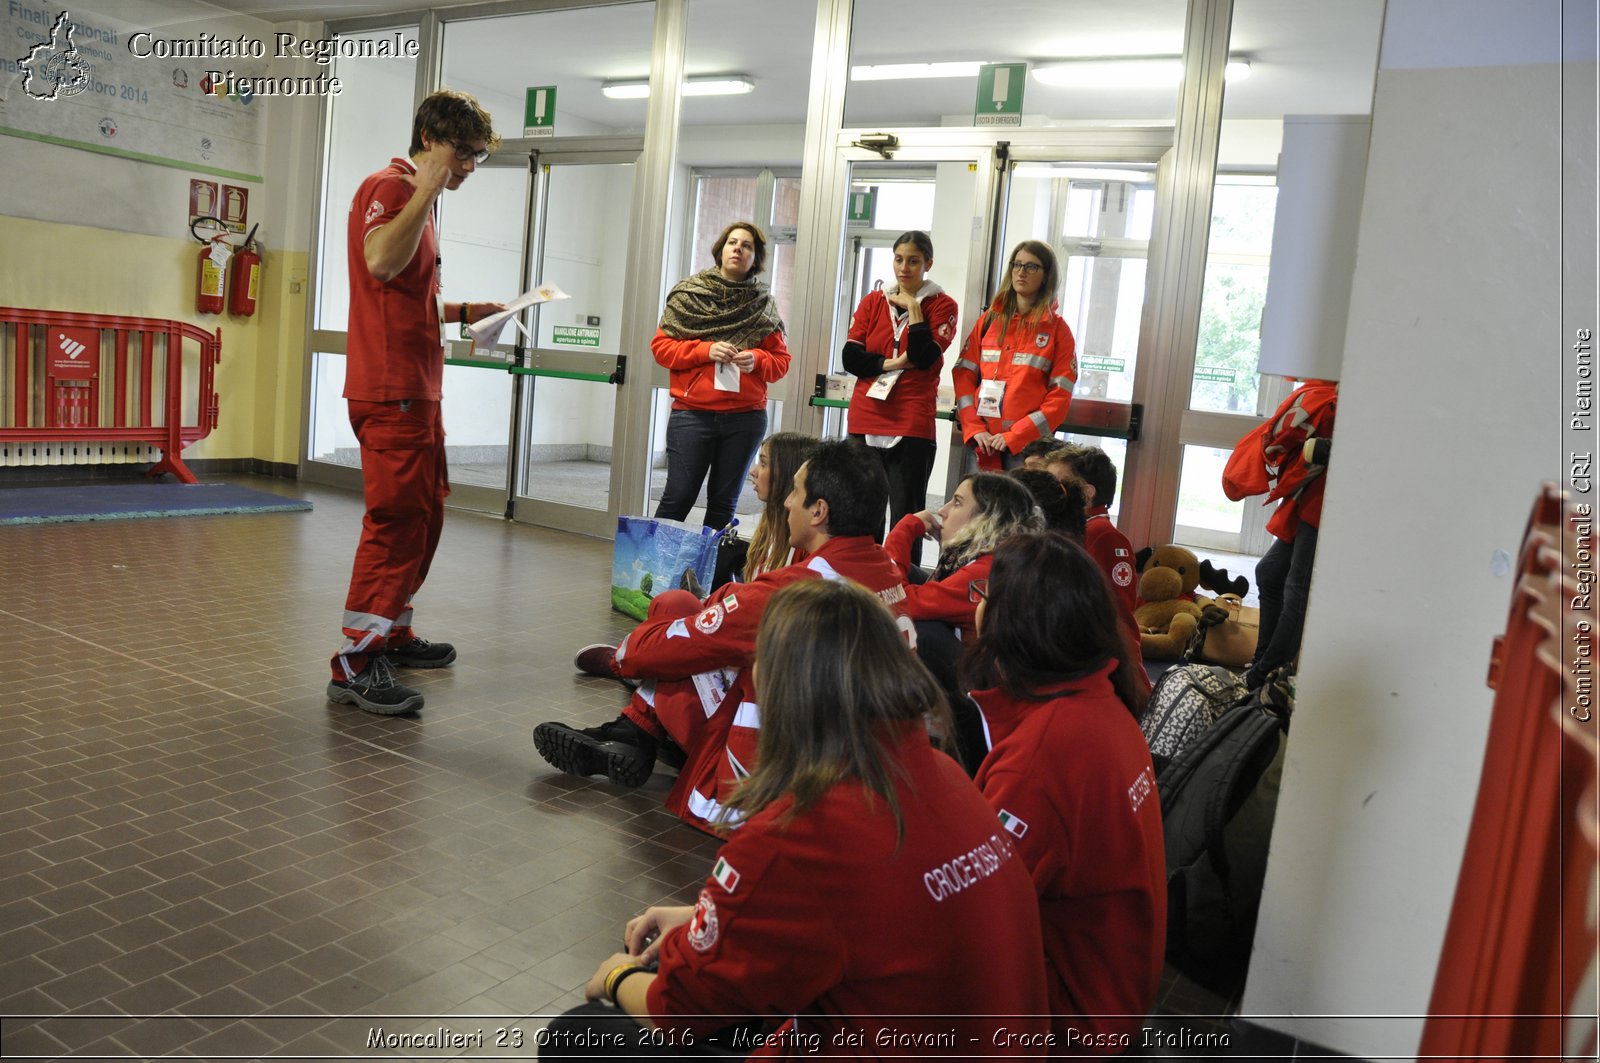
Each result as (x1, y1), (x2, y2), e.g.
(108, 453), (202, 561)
(524, 86), (556, 138)
(553, 325), (601, 348)
(1194, 365), (1237, 383)
(847, 188), (876, 223)
(975, 63), (1026, 127)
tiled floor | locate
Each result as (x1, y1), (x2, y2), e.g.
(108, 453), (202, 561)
(0, 475), (1239, 1060)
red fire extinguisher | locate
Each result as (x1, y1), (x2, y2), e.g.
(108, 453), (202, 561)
(229, 224), (261, 317)
(195, 233), (229, 315)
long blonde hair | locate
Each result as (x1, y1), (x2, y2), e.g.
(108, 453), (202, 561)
(721, 580), (949, 841)
(745, 432), (817, 578)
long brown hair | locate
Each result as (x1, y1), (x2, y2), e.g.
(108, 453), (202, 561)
(963, 531), (1146, 717)
(721, 580), (949, 841)
(745, 432), (817, 578)
(933, 473), (1042, 579)
(988, 238), (1060, 331)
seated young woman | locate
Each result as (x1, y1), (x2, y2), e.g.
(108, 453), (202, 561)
(1010, 466), (1087, 541)
(965, 531), (1165, 1053)
(542, 579), (1049, 1058)
(883, 471), (1040, 641)
(883, 472), (1038, 774)
(695, 431), (818, 596)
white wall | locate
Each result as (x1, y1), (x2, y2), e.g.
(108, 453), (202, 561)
(1241, 1), (1584, 1056)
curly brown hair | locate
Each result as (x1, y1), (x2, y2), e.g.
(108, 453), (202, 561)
(409, 89), (500, 157)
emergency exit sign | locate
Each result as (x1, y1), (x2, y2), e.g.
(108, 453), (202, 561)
(975, 63), (1026, 127)
(847, 188), (876, 223)
(524, 86), (556, 138)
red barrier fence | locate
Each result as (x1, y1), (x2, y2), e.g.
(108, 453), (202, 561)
(1420, 484), (1599, 1060)
(0, 307), (221, 484)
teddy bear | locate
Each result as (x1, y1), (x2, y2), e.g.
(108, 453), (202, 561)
(1133, 544), (1209, 659)
(1134, 545), (1255, 659)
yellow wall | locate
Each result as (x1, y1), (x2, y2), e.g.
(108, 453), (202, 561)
(0, 214), (307, 466)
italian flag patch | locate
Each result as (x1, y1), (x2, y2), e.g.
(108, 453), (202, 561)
(712, 856), (740, 893)
(998, 810), (1029, 838)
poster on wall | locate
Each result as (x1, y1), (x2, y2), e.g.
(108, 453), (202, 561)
(0, 4), (276, 180)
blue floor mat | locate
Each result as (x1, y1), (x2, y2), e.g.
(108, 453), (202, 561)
(0, 482), (313, 525)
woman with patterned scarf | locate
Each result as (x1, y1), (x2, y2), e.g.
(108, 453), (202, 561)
(650, 221), (790, 531)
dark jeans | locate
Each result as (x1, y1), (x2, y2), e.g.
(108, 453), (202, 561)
(655, 408), (767, 530)
(852, 435), (937, 565)
(1246, 523), (1319, 686)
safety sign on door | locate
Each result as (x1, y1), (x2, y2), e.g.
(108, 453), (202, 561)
(975, 64), (1026, 127)
(525, 86), (557, 138)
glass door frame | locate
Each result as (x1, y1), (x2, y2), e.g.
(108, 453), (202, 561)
(505, 136), (644, 537)
(786, 126), (1175, 506)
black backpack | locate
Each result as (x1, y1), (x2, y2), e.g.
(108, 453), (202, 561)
(1156, 674), (1292, 994)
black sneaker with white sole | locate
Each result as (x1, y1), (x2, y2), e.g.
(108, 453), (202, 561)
(327, 656), (424, 715)
(387, 636), (456, 668)
(533, 716), (658, 788)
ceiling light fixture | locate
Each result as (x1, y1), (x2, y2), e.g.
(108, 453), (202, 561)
(601, 75), (755, 100)
(1031, 58), (1251, 89)
(849, 61), (989, 82)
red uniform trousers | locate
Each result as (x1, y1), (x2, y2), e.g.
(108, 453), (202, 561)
(619, 590), (758, 832)
(331, 398), (449, 680)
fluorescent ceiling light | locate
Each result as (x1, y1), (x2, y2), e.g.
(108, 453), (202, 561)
(1032, 58), (1251, 89)
(1012, 164), (1155, 183)
(601, 75), (755, 100)
(850, 61), (988, 82)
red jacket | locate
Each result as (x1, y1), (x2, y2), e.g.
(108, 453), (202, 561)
(648, 721), (1050, 1057)
(1223, 380), (1336, 540)
(884, 513), (989, 640)
(974, 664), (1166, 1054)
(345, 159), (444, 402)
(1083, 506), (1138, 624)
(651, 327), (790, 414)
(952, 304), (1077, 455)
(841, 285), (960, 440)
(616, 536), (912, 831)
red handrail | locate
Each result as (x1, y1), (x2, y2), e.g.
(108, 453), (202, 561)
(0, 307), (221, 484)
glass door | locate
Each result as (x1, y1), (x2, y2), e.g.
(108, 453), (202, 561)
(509, 147), (640, 535)
(995, 157), (1161, 526)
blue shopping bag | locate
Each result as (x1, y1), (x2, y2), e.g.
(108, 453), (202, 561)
(611, 516), (725, 621)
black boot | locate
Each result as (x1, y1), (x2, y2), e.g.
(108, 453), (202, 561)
(533, 716), (658, 788)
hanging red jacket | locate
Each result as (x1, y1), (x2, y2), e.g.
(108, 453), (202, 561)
(1223, 380), (1337, 540)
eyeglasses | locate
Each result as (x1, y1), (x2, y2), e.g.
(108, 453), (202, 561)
(967, 579), (989, 603)
(1010, 261), (1044, 275)
(449, 141), (491, 164)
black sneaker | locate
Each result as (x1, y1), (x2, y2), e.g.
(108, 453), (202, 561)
(327, 656), (424, 715)
(533, 716), (658, 787)
(387, 636), (456, 669)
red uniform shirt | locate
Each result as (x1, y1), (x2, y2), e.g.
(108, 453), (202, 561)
(843, 286), (960, 440)
(952, 306), (1077, 454)
(345, 158), (445, 402)
(1083, 506), (1138, 623)
(651, 328), (790, 414)
(973, 664), (1166, 1054)
(648, 721), (1051, 1058)
(884, 513), (990, 641)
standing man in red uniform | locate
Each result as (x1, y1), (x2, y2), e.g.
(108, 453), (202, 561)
(326, 90), (505, 716)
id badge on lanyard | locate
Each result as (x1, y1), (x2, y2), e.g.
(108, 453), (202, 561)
(972, 337), (998, 416)
(866, 297), (912, 400)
